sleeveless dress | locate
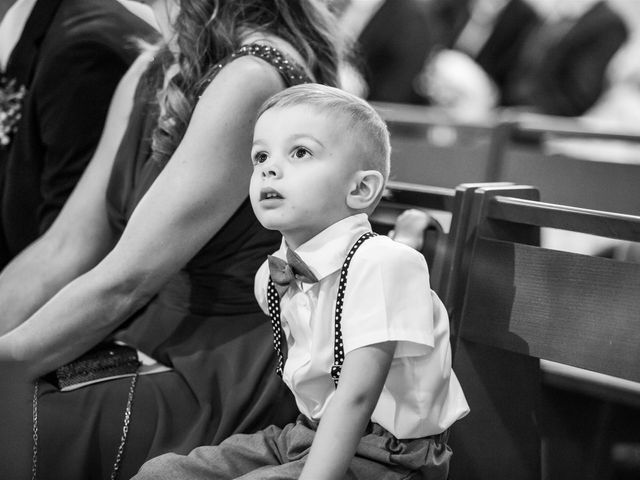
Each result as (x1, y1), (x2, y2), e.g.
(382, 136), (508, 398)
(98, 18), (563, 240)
(18, 45), (308, 480)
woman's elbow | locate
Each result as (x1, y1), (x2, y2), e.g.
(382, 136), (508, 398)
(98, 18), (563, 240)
(83, 266), (158, 327)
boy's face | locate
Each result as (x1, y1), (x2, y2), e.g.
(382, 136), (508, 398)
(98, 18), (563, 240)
(250, 105), (361, 249)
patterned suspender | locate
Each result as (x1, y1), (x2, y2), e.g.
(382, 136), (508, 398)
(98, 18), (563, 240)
(266, 280), (286, 377)
(267, 232), (377, 386)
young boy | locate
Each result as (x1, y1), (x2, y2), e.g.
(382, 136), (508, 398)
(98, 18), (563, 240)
(134, 84), (469, 480)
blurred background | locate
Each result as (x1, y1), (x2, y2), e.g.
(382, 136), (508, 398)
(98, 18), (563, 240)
(328, 2), (640, 479)
(331, 0), (640, 129)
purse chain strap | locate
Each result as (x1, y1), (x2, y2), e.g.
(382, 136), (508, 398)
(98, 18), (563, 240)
(31, 381), (38, 480)
(31, 373), (139, 480)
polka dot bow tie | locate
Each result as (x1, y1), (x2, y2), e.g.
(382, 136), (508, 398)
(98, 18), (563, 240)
(268, 249), (319, 296)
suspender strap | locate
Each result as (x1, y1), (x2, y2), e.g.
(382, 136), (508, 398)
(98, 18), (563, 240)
(266, 278), (285, 377)
(267, 232), (377, 385)
(331, 231), (376, 385)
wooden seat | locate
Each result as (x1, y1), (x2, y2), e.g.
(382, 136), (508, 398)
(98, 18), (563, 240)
(446, 185), (640, 479)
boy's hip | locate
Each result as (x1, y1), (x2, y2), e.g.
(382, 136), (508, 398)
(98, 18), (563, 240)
(292, 414), (451, 479)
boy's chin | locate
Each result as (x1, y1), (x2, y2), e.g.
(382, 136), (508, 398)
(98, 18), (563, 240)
(255, 217), (286, 233)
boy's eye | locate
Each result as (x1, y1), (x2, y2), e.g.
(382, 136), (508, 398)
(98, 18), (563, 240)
(253, 152), (268, 165)
(293, 147), (311, 159)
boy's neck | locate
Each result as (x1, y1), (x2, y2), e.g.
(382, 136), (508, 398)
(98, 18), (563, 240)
(281, 212), (367, 251)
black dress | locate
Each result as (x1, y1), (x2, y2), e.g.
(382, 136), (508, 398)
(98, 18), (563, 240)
(1, 44), (306, 480)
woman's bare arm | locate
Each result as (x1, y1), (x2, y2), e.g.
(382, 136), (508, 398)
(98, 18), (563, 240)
(0, 56), (286, 379)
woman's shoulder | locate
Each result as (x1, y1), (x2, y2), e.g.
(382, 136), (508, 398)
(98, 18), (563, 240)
(197, 54), (288, 110)
(199, 40), (311, 97)
(238, 33), (311, 77)
(213, 51), (288, 82)
(230, 43), (310, 83)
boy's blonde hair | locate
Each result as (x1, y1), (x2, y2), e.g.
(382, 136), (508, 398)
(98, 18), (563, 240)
(257, 84), (391, 183)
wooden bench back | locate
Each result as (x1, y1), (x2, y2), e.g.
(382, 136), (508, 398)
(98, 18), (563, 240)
(373, 104), (640, 216)
(370, 181), (517, 299)
(488, 116), (640, 215)
(447, 185), (640, 479)
(370, 181), (455, 296)
(373, 102), (497, 188)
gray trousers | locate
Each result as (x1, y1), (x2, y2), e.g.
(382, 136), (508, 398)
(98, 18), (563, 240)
(133, 415), (451, 480)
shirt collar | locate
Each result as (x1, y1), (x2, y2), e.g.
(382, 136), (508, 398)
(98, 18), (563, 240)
(273, 214), (372, 291)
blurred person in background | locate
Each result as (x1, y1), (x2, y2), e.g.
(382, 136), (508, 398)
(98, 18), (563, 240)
(509, 0), (628, 116)
(582, 0), (640, 131)
(0, 0), (158, 268)
(333, 0), (436, 104)
(419, 0), (628, 122)
(418, 0), (540, 120)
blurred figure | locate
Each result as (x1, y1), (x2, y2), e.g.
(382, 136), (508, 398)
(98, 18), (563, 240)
(456, 0), (540, 105)
(510, 0), (628, 116)
(0, 0), (158, 268)
(541, 2), (640, 169)
(335, 0), (435, 104)
(418, 0), (540, 120)
(583, 0), (640, 130)
(417, 47), (499, 121)
(418, 0), (631, 121)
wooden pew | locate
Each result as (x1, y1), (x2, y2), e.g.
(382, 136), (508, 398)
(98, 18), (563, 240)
(370, 181), (514, 299)
(370, 180), (455, 296)
(487, 115), (640, 215)
(372, 102), (498, 188)
(372, 104), (640, 217)
(446, 185), (640, 480)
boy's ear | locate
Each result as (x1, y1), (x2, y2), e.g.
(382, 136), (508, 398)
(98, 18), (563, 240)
(346, 170), (384, 211)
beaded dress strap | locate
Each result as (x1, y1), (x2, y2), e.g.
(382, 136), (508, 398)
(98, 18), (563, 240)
(267, 232), (377, 386)
(199, 43), (310, 96)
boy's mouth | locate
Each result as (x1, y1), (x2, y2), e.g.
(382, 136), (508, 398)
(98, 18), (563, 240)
(260, 188), (283, 201)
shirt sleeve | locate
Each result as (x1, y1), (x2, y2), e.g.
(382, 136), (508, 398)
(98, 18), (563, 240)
(254, 259), (270, 315)
(340, 237), (436, 358)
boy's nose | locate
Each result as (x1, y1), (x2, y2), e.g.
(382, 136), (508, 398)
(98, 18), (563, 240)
(261, 160), (281, 178)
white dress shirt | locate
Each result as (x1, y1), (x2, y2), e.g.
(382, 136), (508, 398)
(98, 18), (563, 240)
(255, 213), (469, 439)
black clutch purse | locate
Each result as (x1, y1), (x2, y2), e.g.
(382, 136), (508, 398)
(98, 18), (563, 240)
(48, 342), (141, 391)
(35, 343), (142, 478)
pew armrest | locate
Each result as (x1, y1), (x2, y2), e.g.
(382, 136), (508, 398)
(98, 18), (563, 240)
(541, 360), (640, 408)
